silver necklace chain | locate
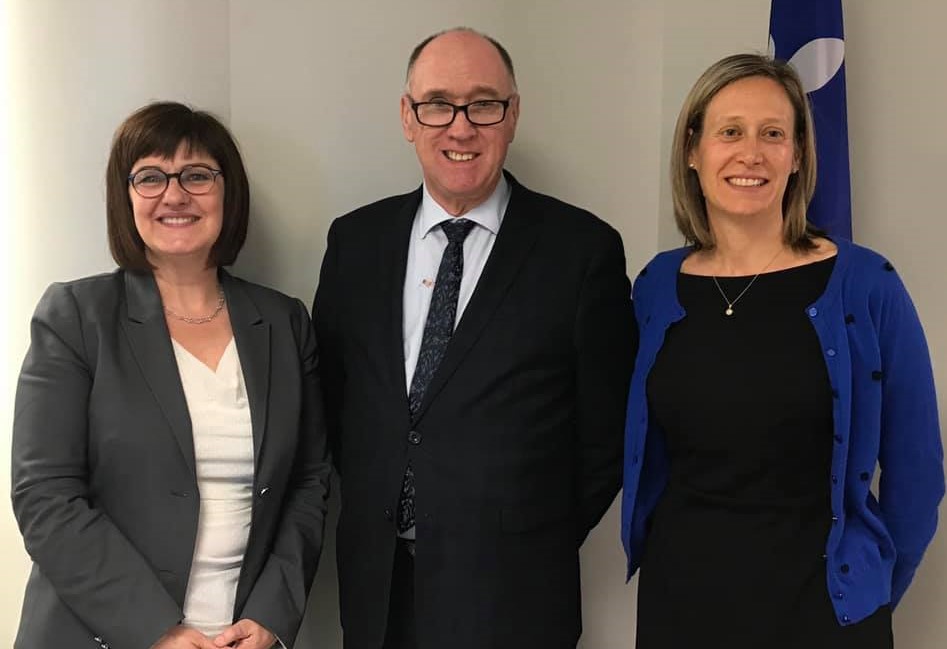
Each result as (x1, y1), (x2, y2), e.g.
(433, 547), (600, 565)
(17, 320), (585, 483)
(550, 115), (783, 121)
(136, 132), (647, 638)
(164, 285), (226, 325)
(711, 248), (783, 317)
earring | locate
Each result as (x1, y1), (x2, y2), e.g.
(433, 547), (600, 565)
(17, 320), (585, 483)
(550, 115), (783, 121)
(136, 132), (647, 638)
(688, 162), (695, 169)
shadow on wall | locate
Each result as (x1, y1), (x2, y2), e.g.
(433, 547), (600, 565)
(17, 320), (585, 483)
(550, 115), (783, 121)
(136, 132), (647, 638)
(231, 121), (327, 303)
(296, 473), (342, 648)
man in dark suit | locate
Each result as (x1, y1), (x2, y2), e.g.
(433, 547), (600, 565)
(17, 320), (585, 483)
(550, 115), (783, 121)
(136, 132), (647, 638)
(313, 27), (636, 649)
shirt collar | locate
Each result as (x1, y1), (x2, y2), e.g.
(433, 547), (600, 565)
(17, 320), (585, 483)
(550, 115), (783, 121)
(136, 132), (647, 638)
(418, 175), (510, 239)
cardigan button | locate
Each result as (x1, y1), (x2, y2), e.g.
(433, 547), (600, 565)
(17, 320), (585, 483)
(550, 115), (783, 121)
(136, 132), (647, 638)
(842, 614), (851, 623)
(860, 472), (871, 482)
(840, 564), (850, 574)
(807, 307), (818, 317)
(408, 430), (422, 445)
(834, 434), (843, 444)
(831, 475), (838, 484)
(826, 348), (837, 357)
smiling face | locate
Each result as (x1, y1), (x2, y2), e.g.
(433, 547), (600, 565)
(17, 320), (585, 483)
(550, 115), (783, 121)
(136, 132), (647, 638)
(401, 30), (519, 216)
(689, 75), (798, 227)
(129, 142), (224, 267)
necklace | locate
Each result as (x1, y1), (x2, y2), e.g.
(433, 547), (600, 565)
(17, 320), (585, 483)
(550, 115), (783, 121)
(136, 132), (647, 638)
(164, 285), (226, 324)
(711, 248), (783, 317)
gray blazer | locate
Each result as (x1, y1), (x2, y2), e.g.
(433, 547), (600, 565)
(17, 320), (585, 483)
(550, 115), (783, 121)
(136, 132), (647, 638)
(12, 269), (330, 649)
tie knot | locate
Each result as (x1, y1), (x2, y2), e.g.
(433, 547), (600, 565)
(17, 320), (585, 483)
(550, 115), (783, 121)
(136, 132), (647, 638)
(440, 218), (476, 244)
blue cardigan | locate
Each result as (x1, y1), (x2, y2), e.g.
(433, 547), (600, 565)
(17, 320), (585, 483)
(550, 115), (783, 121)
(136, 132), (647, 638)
(621, 237), (944, 626)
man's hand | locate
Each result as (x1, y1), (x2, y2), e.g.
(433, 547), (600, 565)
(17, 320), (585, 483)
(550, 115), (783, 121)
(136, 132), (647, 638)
(213, 619), (276, 649)
(150, 626), (216, 649)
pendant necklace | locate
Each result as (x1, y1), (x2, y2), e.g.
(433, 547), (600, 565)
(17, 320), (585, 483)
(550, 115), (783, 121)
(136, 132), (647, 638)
(711, 247), (783, 317)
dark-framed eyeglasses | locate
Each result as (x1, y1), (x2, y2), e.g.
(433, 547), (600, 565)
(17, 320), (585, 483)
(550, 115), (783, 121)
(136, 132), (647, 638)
(127, 164), (224, 198)
(409, 98), (513, 127)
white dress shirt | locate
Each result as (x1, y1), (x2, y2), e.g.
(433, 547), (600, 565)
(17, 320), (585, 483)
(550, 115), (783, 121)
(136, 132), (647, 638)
(172, 338), (254, 636)
(402, 176), (511, 391)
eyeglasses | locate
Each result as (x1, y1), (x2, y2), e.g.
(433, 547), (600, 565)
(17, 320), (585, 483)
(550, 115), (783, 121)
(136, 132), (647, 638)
(128, 164), (223, 198)
(409, 98), (513, 127)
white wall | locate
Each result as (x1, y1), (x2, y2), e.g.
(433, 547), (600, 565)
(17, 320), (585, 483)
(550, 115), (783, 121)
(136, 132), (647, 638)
(4, 1), (947, 647)
(843, 3), (947, 647)
(1, 2), (229, 647)
(657, 0), (773, 249)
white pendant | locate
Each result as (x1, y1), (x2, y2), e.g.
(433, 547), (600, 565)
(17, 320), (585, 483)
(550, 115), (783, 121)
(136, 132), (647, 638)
(725, 307), (734, 316)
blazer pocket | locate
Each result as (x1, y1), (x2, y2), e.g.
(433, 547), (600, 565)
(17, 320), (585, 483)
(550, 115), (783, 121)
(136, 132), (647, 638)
(500, 500), (571, 534)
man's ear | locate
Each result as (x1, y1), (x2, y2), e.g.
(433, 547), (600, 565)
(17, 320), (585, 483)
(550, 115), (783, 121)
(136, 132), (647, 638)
(401, 95), (416, 143)
(506, 94), (521, 143)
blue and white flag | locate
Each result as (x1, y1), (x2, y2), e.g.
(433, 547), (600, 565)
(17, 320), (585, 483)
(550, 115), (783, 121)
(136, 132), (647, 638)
(769, 0), (852, 239)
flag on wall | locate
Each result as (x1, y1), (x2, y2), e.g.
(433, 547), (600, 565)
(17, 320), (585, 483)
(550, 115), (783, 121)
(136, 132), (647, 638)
(769, 0), (852, 239)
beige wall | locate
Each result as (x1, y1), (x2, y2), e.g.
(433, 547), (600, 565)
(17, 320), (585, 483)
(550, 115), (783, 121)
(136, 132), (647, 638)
(4, 1), (946, 647)
(2, 2), (230, 647)
(843, 3), (947, 647)
(657, 0), (772, 249)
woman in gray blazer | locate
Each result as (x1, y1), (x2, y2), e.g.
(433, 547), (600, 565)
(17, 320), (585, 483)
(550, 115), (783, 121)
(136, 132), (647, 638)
(12, 102), (331, 649)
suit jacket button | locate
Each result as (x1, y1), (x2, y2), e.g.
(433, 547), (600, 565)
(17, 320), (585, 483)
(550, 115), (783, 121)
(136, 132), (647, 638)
(384, 508), (393, 521)
(408, 430), (422, 445)
(258, 486), (269, 498)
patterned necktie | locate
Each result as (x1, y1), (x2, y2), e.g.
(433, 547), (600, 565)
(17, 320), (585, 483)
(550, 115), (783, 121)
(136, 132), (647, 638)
(397, 218), (477, 534)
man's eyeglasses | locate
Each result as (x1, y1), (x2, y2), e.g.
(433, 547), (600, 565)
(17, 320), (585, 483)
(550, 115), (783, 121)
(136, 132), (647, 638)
(409, 98), (513, 127)
(128, 164), (223, 198)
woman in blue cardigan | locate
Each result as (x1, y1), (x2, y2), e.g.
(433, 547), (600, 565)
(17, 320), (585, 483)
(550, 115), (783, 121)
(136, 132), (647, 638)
(622, 53), (943, 648)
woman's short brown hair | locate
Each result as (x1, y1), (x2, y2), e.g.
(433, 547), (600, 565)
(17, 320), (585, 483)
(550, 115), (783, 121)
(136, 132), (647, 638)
(670, 53), (820, 251)
(106, 101), (250, 270)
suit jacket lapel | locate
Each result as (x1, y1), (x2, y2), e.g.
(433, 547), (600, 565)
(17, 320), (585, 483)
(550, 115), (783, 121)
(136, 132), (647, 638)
(222, 270), (271, 469)
(384, 188), (423, 403)
(413, 172), (542, 422)
(121, 270), (197, 475)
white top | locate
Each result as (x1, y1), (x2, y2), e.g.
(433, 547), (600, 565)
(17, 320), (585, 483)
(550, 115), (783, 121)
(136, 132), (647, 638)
(399, 176), (511, 539)
(173, 338), (254, 636)
(402, 175), (511, 390)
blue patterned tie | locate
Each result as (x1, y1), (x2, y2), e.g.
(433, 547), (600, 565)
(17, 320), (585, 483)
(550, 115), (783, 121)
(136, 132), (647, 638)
(397, 218), (477, 534)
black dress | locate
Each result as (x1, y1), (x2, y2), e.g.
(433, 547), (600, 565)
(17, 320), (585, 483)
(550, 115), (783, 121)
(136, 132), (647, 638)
(637, 258), (893, 649)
